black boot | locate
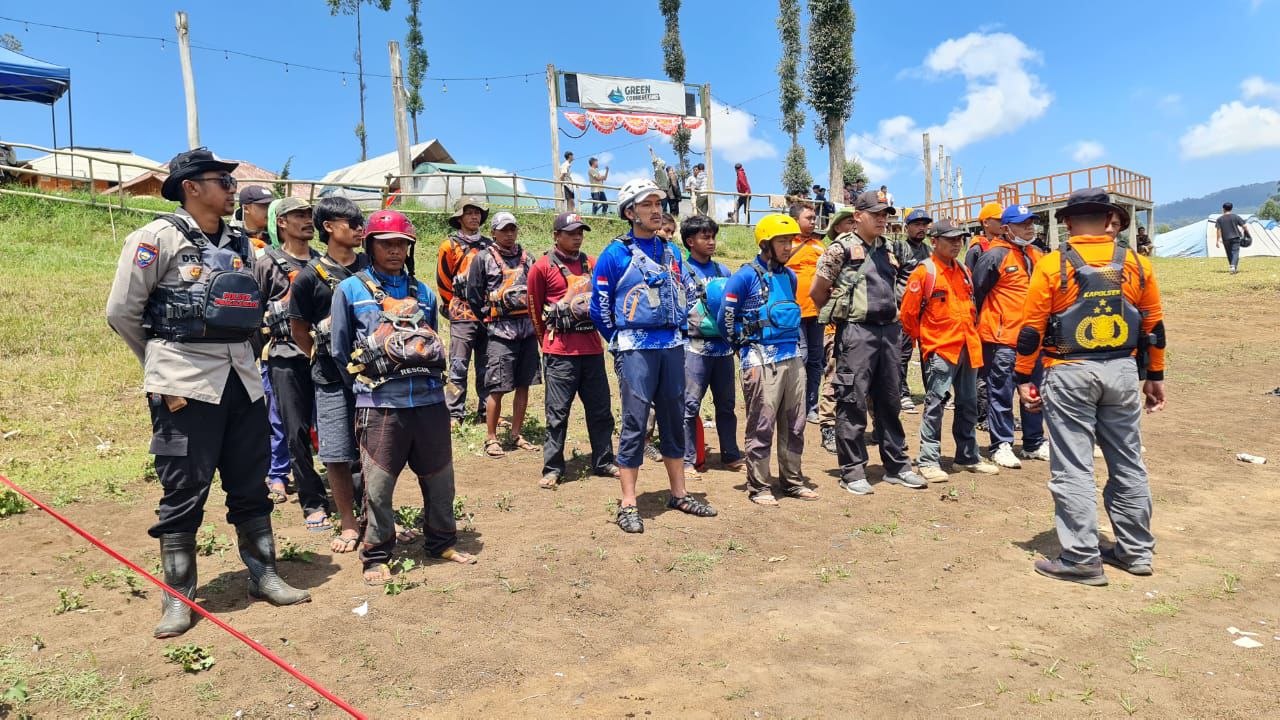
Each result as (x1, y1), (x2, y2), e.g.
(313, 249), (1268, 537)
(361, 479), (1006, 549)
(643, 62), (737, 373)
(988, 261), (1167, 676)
(154, 533), (197, 639)
(235, 516), (311, 606)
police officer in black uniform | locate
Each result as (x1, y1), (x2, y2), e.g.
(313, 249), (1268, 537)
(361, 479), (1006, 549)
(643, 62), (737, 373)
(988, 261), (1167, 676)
(106, 148), (311, 639)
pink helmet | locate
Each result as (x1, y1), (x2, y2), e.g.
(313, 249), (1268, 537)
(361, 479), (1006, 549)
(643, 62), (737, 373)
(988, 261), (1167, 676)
(365, 209), (416, 242)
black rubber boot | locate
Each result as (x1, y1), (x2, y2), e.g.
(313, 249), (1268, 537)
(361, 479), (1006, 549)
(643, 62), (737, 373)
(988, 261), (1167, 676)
(153, 533), (197, 639)
(235, 516), (311, 606)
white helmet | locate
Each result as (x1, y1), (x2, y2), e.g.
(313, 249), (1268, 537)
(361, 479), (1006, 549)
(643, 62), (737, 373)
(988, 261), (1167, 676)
(617, 179), (665, 219)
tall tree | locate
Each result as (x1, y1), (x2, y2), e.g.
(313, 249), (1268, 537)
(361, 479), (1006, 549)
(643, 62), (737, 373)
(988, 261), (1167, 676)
(404, 0), (428, 143)
(0, 34), (22, 53)
(777, 0), (811, 196)
(659, 0), (691, 176)
(327, 0), (392, 161)
(805, 0), (856, 195)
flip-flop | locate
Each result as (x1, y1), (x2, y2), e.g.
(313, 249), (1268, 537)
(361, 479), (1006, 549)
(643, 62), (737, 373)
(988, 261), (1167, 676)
(330, 532), (359, 554)
(305, 515), (333, 533)
(396, 526), (421, 543)
(786, 487), (820, 501)
(362, 563), (392, 586)
(750, 492), (779, 506)
(266, 480), (288, 504)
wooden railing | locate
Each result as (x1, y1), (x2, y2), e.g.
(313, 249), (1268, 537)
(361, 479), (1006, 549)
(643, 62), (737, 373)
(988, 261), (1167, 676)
(919, 165), (1151, 223)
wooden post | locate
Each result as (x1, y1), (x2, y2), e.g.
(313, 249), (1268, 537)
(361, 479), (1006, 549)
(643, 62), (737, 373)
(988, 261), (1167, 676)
(175, 11), (200, 149)
(1047, 204), (1059, 250)
(956, 167), (963, 199)
(922, 133), (932, 209)
(388, 41), (413, 197)
(87, 157), (95, 205)
(700, 82), (714, 218)
(936, 145), (945, 203)
(546, 64), (561, 212)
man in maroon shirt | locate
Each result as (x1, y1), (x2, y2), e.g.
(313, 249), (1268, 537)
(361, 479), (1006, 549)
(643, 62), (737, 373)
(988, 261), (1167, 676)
(733, 163), (752, 224)
(527, 212), (621, 488)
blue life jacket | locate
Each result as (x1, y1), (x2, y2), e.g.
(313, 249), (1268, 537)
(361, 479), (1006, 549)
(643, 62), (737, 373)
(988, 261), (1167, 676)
(686, 264), (728, 339)
(612, 236), (687, 331)
(739, 260), (801, 345)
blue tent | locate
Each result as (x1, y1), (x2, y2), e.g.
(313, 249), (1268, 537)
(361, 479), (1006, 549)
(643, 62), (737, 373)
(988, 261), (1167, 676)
(0, 47), (70, 104)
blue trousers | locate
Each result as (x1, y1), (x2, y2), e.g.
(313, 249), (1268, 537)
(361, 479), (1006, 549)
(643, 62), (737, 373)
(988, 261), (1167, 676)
(799, 317), (824, 413)
(983, 343), (1045, 451)
(260, 363), (290, 483)
(615, 346), (686, 468)
(683, 352), (740, 466)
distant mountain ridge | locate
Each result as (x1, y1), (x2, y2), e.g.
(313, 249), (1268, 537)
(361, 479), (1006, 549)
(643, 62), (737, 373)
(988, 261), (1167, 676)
(1157, 181), (1277, 228)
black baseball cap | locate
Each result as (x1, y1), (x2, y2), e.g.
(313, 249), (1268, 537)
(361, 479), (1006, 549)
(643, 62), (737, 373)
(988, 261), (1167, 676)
(239, 185), (273, 206)
(854, 190), (896, 215)
(161, 147), (238, 201)
(928, 219), (968, 239)
(554, 212), (591, 233)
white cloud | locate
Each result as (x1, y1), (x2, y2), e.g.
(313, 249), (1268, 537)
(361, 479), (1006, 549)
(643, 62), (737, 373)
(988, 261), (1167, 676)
(846, 32), (1051, 179)
(848, 151), (893, 185)
(1179, 101), (1280, 158)
(1241, 76), (1280, 103)
(1068, 140), (1105, 163)
(689, 101), (777, 164)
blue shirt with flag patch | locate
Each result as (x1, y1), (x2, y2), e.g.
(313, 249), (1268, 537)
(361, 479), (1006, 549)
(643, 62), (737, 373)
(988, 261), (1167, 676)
(589, 230), (688, 352)
(718, 255), (802, 370)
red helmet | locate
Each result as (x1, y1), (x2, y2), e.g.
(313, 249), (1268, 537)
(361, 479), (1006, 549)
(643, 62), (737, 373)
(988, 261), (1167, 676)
(365, 210), (416, 242)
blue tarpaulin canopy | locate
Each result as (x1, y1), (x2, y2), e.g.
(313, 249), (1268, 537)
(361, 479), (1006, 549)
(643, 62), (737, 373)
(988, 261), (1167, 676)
(0, 46), (69, 105)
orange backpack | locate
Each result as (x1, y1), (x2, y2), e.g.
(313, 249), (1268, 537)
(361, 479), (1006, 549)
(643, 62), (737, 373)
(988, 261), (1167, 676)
(446, 235), (491, 321)
(543, 252), (595, 333)
(486, 246), (532, 319)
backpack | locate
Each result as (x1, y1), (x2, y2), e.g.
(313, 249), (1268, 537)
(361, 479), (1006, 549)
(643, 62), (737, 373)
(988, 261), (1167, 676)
(346, 271), (446, 388)
(685, 263), (728, 338)
(261, 246), (302, 343)
(445, 234), (492, 321)
(543, 252), (595, 334)
(915, 258), (973, 323)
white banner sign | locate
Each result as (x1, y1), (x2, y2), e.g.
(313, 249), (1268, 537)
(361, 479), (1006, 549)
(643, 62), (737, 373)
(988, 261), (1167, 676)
(575, 73), (689, 116)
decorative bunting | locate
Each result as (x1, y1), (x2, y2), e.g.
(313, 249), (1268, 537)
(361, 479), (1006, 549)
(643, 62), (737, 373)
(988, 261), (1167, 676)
(563, 110), (704, 137)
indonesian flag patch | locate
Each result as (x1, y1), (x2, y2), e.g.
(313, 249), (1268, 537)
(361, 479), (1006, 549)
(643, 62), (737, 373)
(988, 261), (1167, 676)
(134, 243), (158, 268)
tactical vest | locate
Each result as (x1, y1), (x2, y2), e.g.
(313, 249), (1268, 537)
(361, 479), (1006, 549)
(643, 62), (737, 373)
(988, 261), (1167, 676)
(260, 246), (303, 343)
(309, 256), (358, 360)
(446, 234), (492, 322)
(611, 235), (687, 331)
(543, 252), (595, 334)
(817, 233), (899, 325)
(1044, 244), (1144, 361)
(485, 246), (531, 320)
(685, 263), (728, 339)
(738, 260), (802, 345)
(144, 215), (264, 343)
(346, 271), (447, 388)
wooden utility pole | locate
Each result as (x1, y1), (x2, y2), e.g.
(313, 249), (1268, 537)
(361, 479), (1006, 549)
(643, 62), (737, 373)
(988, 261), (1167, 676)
(546, 64), (562, 212)
(700, 83), (714, 216)
(936, 144), (945, 203)
(956, 166), (964, 199)
(388, 42), (412, 189)
(175, 11), (200, 149)
(944, 155), (953, 201)
(922, 133), (932, 208)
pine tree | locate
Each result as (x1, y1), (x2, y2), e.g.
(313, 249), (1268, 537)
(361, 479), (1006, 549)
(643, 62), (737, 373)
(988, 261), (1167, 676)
(778, 0), (811, 196)
(326, 0), (393, 161)
(404, 0), (428, 143)
(659, 0), (691, 176)
(805, 0), (856, 194)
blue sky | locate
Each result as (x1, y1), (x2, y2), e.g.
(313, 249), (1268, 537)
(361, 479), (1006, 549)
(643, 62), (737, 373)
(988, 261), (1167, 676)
(3, 0), (1279, 208)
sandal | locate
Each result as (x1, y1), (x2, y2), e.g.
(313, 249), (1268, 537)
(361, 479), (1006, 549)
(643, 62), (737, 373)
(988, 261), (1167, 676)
(723, 458), (747, 472)
(666, 494), (718, 517)
(683, 464), (702, 481)
(750, 492), (779, 506)
(484, 438), (506, 458)
(539, 472), (560, 489)
(616, 505), (644, 534)
(785, 487), (820, 501)
(396, 525), (421, 544)
(437, 548), (478, 564)
(305, 513), (333, 533)
(514, 435), (540, 451)
(330, 531), (359, 554)
(362, 563), (392, 586)
(266, 480), (288, 504)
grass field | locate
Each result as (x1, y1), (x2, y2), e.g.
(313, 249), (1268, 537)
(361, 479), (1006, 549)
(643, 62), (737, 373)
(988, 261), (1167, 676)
(2, 191), (1279, 718)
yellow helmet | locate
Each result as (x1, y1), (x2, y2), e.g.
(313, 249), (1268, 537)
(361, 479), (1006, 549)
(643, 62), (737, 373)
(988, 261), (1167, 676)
(754, 214), (801, 246)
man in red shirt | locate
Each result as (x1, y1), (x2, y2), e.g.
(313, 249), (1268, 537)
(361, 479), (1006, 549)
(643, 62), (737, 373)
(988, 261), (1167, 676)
(733, 163), (751, 224)
(900, 220), (999, 482)
(527, 212), (620, 488)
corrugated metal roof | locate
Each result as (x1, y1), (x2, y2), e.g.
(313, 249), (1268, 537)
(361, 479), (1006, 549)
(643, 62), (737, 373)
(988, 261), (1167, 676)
(25, 148), (163, 184)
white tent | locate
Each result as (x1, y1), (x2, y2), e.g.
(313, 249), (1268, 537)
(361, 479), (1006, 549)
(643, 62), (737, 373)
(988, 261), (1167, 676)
(1153, 214), (1280, 258)
(318, 140), (454, 190)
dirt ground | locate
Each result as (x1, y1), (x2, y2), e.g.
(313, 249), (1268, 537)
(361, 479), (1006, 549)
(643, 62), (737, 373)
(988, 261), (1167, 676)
(2, 276), (1278, 719)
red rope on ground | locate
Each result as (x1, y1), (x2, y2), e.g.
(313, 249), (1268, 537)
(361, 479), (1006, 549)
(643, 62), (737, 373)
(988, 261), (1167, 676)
(0, 473), (366, 720)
